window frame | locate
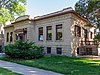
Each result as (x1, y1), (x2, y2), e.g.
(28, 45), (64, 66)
(38, 27), (43, 41)
(6, 33), (9, 42)
(10, 32), (13, 42)
(46, 26), (52, 40)
(84, 29), (88, 39)
(56, 24), (63, 40)
(75, 25), (81, 37)
(56, 47), (62, 54)
(15, 34), (18, 40)
(90, 32), (92, 39)
(47, 47), (51, 54)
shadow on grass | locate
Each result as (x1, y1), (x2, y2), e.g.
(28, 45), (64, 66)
(0, 56), (100, 75)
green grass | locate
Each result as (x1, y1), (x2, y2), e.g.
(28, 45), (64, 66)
(0, 67), (21, 75)
(0, 56), (100, 75)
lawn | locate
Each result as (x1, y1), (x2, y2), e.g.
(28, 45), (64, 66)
(0, 67), (21, 75)
(0, 56), (100, 75)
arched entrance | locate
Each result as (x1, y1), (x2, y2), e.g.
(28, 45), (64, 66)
(15, 28), (27, 41)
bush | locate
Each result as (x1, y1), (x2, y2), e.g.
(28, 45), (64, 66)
(5, 41), (44, 59)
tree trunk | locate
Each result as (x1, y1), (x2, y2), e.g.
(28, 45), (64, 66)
(1, 30), (4, 53)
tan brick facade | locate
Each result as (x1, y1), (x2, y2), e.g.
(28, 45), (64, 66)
(4, 7), (97, 57)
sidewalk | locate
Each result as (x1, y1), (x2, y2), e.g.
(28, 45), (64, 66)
(0, 60), (63, 75)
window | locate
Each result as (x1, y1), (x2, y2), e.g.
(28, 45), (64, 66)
(7, 33), (9, 42)
(16, 34), (18, 40)
(57, 48), (62, 54)
(10, 32), (13, 42)
(47, 47), (51, 54)
(84, 30), (88, 39)
(19, 34), (23, 40)
(90, 32), (92, 39)
(77, 48), (79, 54)
(56, 24), (62, 40)
(38, 27), (43, 41)
(75, 25), (81, 37)
(47, 26), (52, 40)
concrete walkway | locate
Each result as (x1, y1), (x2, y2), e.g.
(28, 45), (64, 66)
(0, 60), (63, 75)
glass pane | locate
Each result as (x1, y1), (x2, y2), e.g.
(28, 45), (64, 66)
(38, 27), (43, 41)
(47, 47), (51, 54)
(56, 24), (62, 40)
(47, 26), (52, 40)
(57, 48), (62, 54)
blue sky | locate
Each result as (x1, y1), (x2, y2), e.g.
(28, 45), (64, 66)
(26, 0), (79, 17)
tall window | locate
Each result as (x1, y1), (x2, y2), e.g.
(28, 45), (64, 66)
(15, 34), (18, 40)
(84, 29), (88, 39)
(10, 32), (13, 42)
(47, 47), (51, 54)
(7, 33), (9, 42)
(57, 47), (62, 54)
(90, 32), (92, 39)
(38, 27), (43, 41)
(56, 24), (62, 40)
(47, 26), (52, 40)
(75, 25), (81, 37)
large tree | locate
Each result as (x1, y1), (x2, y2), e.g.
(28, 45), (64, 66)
(0, 0), (27, 51)
(0, 0), (26, 25)
(75, 0), (100, 32)
(75, 0), (100, 42)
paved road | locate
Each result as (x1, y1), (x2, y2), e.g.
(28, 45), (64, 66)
(0, 60), (63, 75)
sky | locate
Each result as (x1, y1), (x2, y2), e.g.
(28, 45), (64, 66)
(26, 0), (79, 17)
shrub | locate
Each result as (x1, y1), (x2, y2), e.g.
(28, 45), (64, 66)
(95, 34), (100, 42)
(5, 41), (44, 59)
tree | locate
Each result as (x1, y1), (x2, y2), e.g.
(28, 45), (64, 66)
(75, 0), (100, 33)
(95, 34), (100, 41)
(75, 0), (100, 42)
(0, 0), (27, 25)
(0, 0), (27, 51)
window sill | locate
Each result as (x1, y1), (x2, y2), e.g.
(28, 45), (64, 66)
(56, 54), (62, 56)
(46, 40), (53, 42)
(55, 40), (64, 42)
(38, 40), (43, 42)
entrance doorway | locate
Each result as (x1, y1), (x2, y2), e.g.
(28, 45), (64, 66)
(15, 28), (27, 41)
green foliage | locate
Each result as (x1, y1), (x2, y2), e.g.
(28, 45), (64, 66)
(1, 56), (100, 75)
(0, 0), (26, 25)
(95, 34), (100, 42)
(5, 41), (44, 59)
(75, 0), (100, 32)
(0, 67), (21, 75)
